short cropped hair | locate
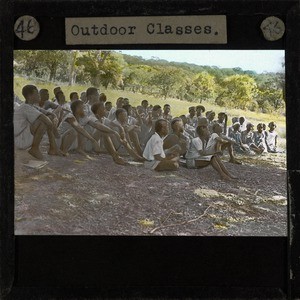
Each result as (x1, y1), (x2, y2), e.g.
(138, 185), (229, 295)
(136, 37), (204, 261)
(86, 87), (99, 98)
(91, 102), (104, 115)
(122, 104), (132, 114)
(99, 93), (107, 102)
(39, 89), (48, 94)
(164, 104), (170, 108)
(115, 108), (127, 119)
(141, 100), (148, 105)
(22, 85), (38, 99)
(171, 117), (182, 130)
(70, 100), (83, 114)
(70, 92), (78, 99)
(152, 105), (161, 111)
(155, 119), (167, 133)
(105, 101), (112, 106)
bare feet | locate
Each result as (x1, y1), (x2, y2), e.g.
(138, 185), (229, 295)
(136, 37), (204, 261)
(28, 148), (44, 160)
(113, 155), (127, 165)
(76, 149), (88, 157)
(220, 174), (232, 181)
(48, 148), (64, 156)
(229, 158), (242, 165)
(134, 156), (146, 162)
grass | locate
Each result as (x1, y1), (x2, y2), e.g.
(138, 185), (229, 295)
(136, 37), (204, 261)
(14, 75), (286, 141)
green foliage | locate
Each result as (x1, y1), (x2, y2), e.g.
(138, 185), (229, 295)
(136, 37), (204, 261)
(14, 50), (285, 113)
(216, 75), (258, 110)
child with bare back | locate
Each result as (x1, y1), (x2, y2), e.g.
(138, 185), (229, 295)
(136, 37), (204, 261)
(14, 85), (62, 160)
(185, 117), (237, 181)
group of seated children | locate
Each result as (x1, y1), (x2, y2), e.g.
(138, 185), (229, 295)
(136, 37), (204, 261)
(14, 85), (281, 181)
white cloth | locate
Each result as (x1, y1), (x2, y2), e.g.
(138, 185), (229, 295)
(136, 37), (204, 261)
(107, 107), (117, 121)
(143, 132), (166, 161)
(206, 133), (219, 153)
(265, 131), (277, 150)
(83, 103), (92, 117)
(14, 103), (43, 149)
(185, 137), (213, 161)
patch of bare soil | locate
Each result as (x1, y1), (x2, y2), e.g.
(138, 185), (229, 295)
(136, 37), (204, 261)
(15, 146), (287, 236)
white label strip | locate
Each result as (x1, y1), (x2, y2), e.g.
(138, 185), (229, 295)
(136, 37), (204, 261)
(65, 15), (227, 45)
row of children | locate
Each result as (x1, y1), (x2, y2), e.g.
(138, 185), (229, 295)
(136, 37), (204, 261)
(184, 105), (279, 155)
(14, 85), (280, 181)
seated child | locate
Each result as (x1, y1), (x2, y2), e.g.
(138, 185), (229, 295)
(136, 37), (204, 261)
(162, 104), (173, 122)
(107, 97), (124, 120)
(186, 106), (198, 128)
(253, 123), (267, 153)
(90, 102), (127, 165)
(228, 122), (253, 155)
(104, 101), (112, 117)
(185, 117), (237, 181)
(78, 101), (131, 161)
(39, 89), (64, 123)
(179, 115), (196, 139)
(265, 122), (279, 153)
(109, 108), (144, 161)
(14, 85), (62, 160)
(56, 100), (102, 156)
(56, 91), (71, 111)
(206, 123), (241, 164)
(227, 117), (239, 137)
(163, 118), (190, 157)
(143, 119), (180, 171)
(241, 123), (264, 154)
(70, 92), (79, 102)
(196, 105), (205, 118)
(122, 104), (143, 156)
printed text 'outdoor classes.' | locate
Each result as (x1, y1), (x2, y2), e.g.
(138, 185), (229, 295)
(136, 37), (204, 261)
(65, 16), (227, 44)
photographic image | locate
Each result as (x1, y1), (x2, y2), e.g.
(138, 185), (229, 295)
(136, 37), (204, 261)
(14, 49), (287, 236)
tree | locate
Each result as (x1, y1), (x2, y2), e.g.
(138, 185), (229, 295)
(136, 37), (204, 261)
(148, 67), (185, 99)
(76, 51), (126, 88)
(189, 72), (216, 102)
(255, 73), (285, 112)
(216, 74), (258, 110)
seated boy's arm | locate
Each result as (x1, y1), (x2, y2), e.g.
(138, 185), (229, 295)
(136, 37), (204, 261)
(68, 118), (98, 143)
(88, 120), (118, 135)
(37, 113), (53, 128)
(154, 154), (168, 161)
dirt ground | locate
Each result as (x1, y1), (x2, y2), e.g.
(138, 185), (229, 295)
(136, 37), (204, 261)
(15, 145), (287, 236)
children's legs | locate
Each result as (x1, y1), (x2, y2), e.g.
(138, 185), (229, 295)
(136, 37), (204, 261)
(214, 155), (237, 179)
(124, 141), (145, 162)
(46, 125), (61, 155)
(210, 156), (232, 180)
(47, 114), (60, 138)
(29, 119), (47, 160)
(128, 130), (143, 156)
(250, 144), (264, 154)
(103, 134), (126, 165)
(164, 144), (181, 159)
(76, 133), (88, 156)
(155, 160), (179, 171)
(60, 129), (77, 155)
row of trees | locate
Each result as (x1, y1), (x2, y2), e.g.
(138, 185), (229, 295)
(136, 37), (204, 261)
(14, 50), (285, 113)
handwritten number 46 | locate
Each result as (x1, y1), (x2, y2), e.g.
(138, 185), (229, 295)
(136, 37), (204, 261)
(15, 19), (35, 38)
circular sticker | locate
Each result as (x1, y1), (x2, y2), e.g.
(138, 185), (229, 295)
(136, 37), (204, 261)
(260, 16), (285, 41)
(14, 15), (40, 41)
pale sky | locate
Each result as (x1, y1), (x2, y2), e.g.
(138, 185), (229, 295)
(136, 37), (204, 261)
(119, 50), (284, 74)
